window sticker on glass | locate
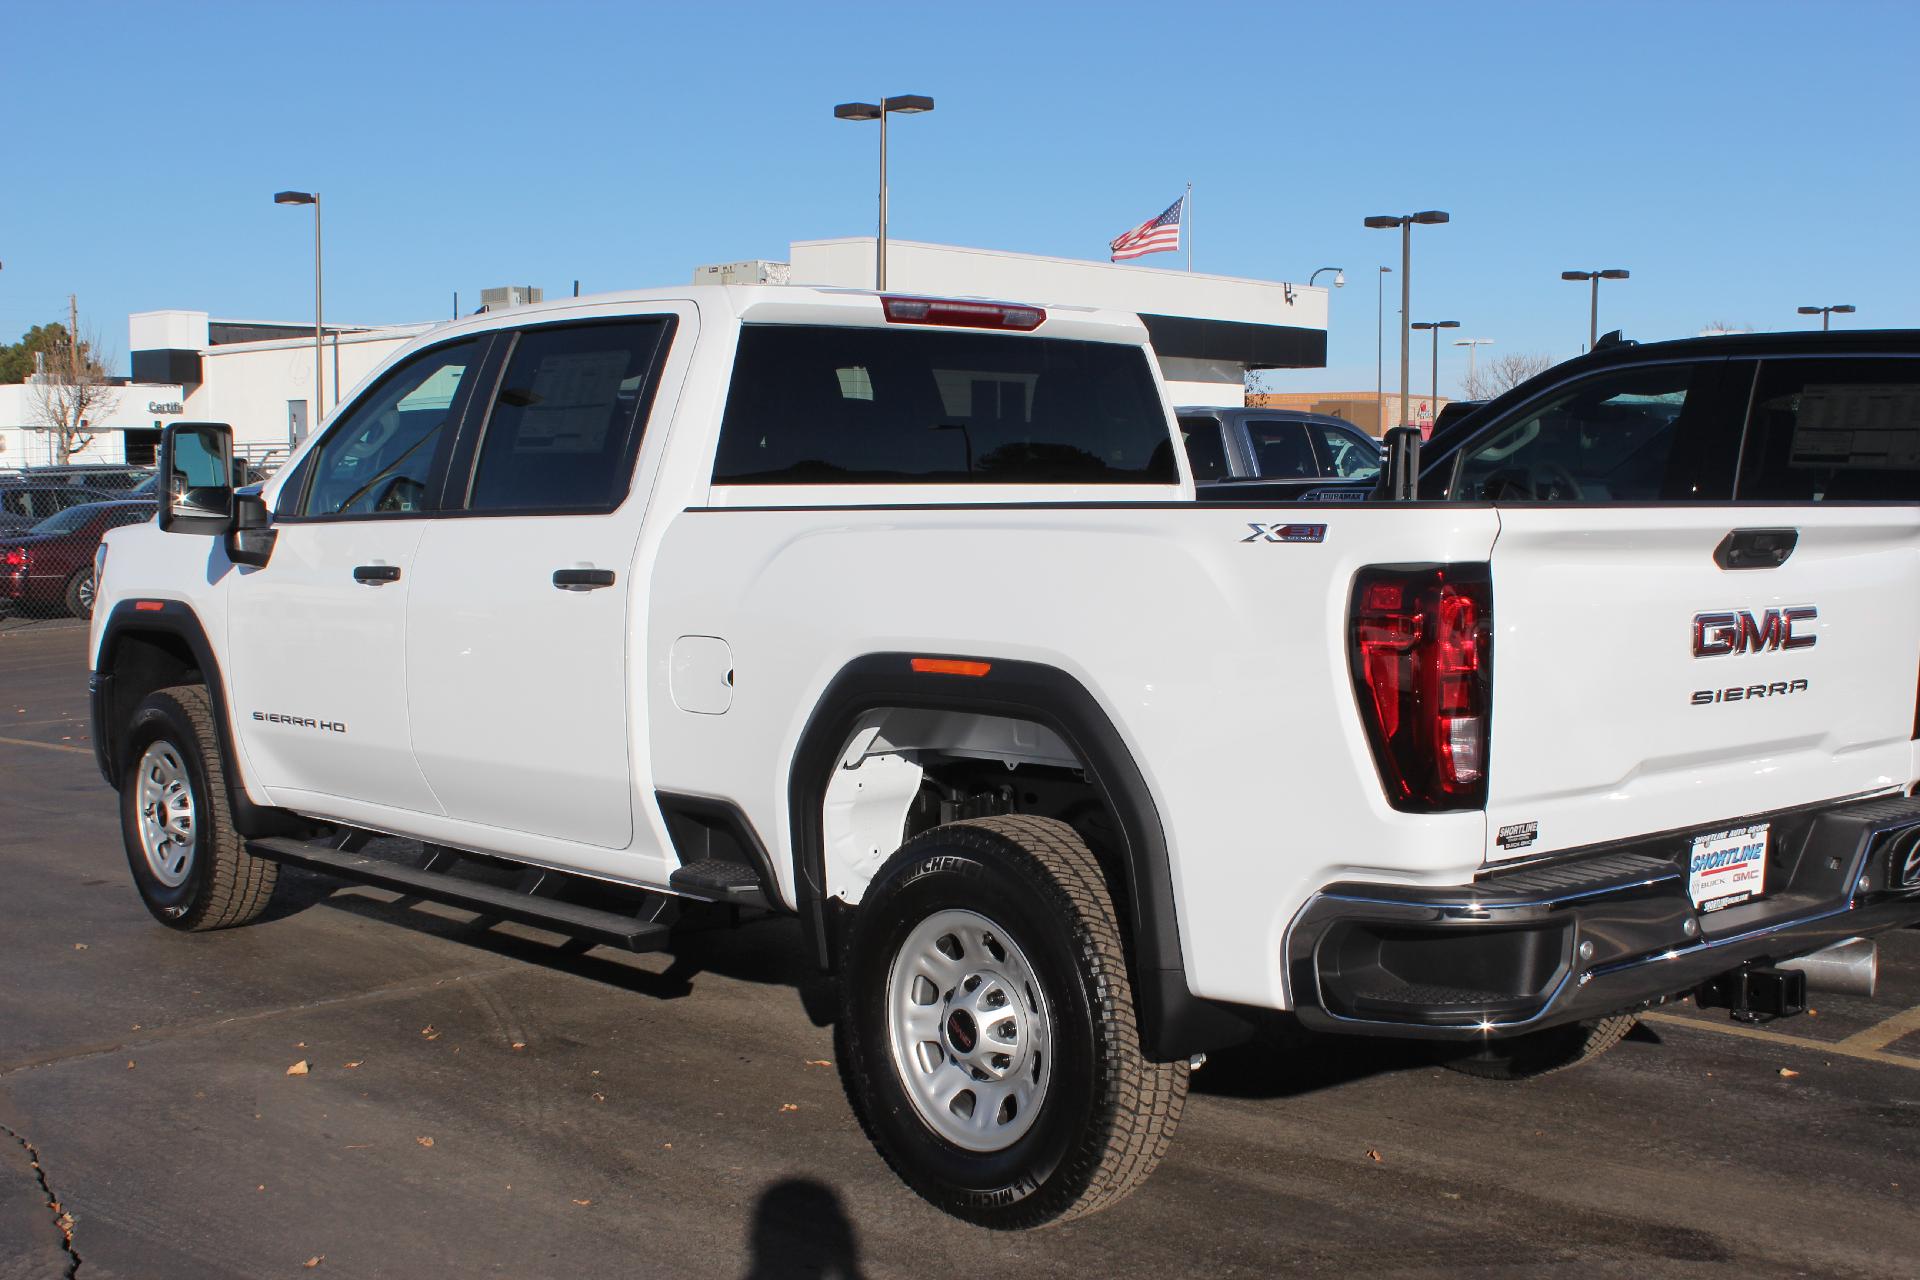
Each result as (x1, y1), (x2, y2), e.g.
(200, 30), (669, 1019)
(1788, 384), (1920, 471)
(508, 351), (631, 453)
(835, 366), (874, 400)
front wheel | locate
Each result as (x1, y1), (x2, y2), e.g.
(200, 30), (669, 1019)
(120, 684), (278, 930)
(836, 815), (1186, 1229)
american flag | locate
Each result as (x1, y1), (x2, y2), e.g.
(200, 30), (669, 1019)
(1109, 195), (1184, 261)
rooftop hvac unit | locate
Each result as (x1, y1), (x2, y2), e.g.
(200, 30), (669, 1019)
(480, 285), (543, 312)
(691, 260), (791, 286)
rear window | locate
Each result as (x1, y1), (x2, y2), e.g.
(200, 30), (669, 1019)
(713, 325), (1178, 485)
(1737, 358), (1920, 501)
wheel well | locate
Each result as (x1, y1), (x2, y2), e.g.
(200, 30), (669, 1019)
(820, 707), (1127, 919)
(102, 630), (201, 769)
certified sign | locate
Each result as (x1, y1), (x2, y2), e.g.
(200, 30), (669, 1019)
(1688, 823), (1769, 913)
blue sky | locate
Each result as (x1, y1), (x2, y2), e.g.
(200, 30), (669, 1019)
(2, 1), (1914, 397)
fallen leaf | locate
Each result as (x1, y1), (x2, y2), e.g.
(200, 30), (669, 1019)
(511, 1042), (527, 1051)
(295, 1042), (306, 1049)
(1365, 1148), (1384, 1163)
(126, 1060), (136, 1070)
(592, 1092), (606, 1103)
(73, 943), (88, 951)
(416, 1136), (435, 1148)
(1779, 1067), (1800, 1079)
(572, 1198), (592, 1206)
(662, 1143), (672, 1150)
(257, 1185), (266, 1192)
(343, 1061), (363, 1069)
(1441, 1191), (1461, 1200)
(287, 1060), (310, 1076)
(804, 1059), (831, 1067)
(421, 1025), (440, 1041)
(780, 1103), (799, 1114)
(344, 1144), (372, 1150)
(304, 1256), (323, 1268)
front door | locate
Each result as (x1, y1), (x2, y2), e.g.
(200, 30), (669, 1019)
(405, 313), (682, 852)
(227, 337), (487, 817)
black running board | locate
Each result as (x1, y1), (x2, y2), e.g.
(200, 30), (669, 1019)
(247, 837), (673, 952)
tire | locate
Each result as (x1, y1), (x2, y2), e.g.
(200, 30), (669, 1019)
(836, 815), (1186, 1229)
(64, 568), (95, 620)
(1443, 1013), (1638, 1081)
(119, 684), (278, 931)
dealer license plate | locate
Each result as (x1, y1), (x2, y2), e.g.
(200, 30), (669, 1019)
(1687, 823), (1769, 912)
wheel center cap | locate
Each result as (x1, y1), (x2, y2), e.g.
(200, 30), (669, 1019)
(946, 1009), (978, 1055)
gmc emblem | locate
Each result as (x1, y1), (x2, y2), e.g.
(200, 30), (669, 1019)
(1693, 607), (1818, 658)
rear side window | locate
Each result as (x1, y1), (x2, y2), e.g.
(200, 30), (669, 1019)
(1244, 421), (1318, 479)
(1177, 416), (1229, 483)
(1451, 362), (1735, 502)
(1306, 422), (1382, 480)
(465, 319), (674, 513)
(302, 340), (482, 517)
(1737, 358), (1920, 502)
(713, 325), (1177, 485)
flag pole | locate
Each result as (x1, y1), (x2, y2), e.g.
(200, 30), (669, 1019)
(1185, 182), (1193, 273)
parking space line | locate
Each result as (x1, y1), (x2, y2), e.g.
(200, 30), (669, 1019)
(1641, 1010), (1920, 1071)
(1837, 1003), (1920, 1053)
(0, 735), (91, 757)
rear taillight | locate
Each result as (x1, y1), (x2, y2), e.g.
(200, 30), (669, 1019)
(2, 546), (26, 570)
(1349, 564), (1492, 811)
(881, 295), (1045, 331)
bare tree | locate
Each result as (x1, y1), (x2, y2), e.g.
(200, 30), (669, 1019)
(1697, 321), (1753, 337)
(28, 308), (119, 465)
(1464, 352), (1552, 400)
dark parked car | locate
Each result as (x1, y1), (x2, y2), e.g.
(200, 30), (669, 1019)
(24, 463), (155, 492)
(0, 482), (118, 535)
(1176, 405), (1383, 489)
(1419, 329), (1920, 503)
(1, 499), (155, 619)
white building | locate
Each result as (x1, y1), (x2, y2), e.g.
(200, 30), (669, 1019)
(74, 241), (1326, 467)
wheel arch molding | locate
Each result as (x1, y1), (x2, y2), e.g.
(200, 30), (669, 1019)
(93, 598), (303, 838)
(786, 651), (1256, 1061)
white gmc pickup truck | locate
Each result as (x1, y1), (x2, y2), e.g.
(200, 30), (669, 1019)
(89, 286), (1920, 1227)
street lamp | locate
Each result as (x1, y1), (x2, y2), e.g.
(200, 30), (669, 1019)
(1376, 266), (1392, 434)
(273, 190), (324, 440)
(1364, 211), (1450, 429)
(1797, 303), (1856, 331)
(1453, 337), (1493, 398)
(833, 95), (935, 291)
(1309, 267), (1346, 288)
(1561, 268), (1629, 350)
(1411, 320), (1460, 430)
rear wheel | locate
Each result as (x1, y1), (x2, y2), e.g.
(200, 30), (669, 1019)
(836, 815), (1186, 1228)
(1443, 1013), (1637, 1081)
(64, 567), (95, 620)
(120, 684), (278, 930)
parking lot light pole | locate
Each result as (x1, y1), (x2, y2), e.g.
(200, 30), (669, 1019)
(1797, 303), (1856, 331)
(273, 190), (324, 439)
(1411, 321), (1459, 430)
(1453, 336), (1493, 398)
(1376, 266), (1391, 434)
(1562, 268), (1629, 349)
(833, 95), (935, 291)
(1365, 211), (1449, 429)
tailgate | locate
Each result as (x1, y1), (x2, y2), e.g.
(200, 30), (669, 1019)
(1484, 505), (1920, 861)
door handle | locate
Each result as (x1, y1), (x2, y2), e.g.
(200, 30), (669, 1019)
(353, 564), (402, 584)
(552, 568), (616, 591)
(1714, 528), (1798, 571)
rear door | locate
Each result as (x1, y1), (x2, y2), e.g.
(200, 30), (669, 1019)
(1471, 357), (1920, 860)
(405, 312), (682, 852)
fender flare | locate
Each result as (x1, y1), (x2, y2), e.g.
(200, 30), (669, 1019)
(93, 598), (302, 838)
(786, 652), (1254, 1060)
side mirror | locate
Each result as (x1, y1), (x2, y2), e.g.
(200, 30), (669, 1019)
(158, 422), (237, 535)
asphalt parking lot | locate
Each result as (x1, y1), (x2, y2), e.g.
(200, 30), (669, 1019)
(2, 622), (1916, 1278)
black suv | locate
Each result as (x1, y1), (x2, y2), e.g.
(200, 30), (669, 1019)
(1423, 330), (1920, 504)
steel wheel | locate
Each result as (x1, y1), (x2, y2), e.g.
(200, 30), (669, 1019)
(886, 907), (1054, 1152)
(134, 740), (196, 887)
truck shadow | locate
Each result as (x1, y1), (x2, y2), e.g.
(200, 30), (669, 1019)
(286, 867), (841, 1022)
(1190, 1027), (1446, 1100)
